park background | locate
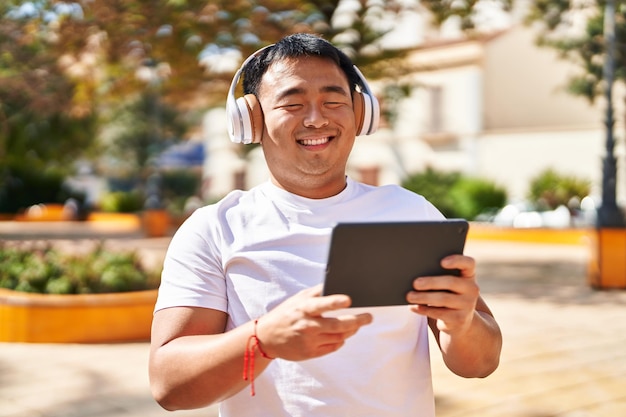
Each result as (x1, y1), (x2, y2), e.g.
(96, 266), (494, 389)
(2, 1), (626, 416)
(2, 0), (626, 229)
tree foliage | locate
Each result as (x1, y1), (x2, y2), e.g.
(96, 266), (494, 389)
(422, 0), (625, 104)
(421, 0), (514, 32)
(1, 0), (418, 212)
(0, 2), (98, 168)
(524, 0), (626, 104)
(2, 0), (414, 116)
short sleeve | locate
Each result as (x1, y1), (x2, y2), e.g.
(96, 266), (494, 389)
(154, 207), (228, 313)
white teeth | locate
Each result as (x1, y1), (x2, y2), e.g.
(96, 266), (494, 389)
(300, 137), (329, 146)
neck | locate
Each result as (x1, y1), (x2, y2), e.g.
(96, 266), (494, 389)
(269, 175), (347, 199)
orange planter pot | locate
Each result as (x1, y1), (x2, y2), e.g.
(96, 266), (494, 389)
(0, 289), (157, 343)
(142, 209), (171, 237)
(588, 228), (626, 289)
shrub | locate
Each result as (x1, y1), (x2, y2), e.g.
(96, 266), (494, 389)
(161, 169), (200, 200)
(450, 177), (508, 220)
(100, 170), (201, 215)
(402, 168), (507, 220)
(99, 190), (144, 213)
(0, 163), (66, 214)
(528, 168), (591, 210)
(161, 169), (202, 215)
(0, 243), (160, 294)
(401, 168), (461, 218)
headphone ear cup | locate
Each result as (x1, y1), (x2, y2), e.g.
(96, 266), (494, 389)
(226, 44), (273, 144)
(353, 92), (365, 136)
(226, 96), (243, 144)
(243, 94), (264, 144)
(230, 95), (263, 144)
(353, 91), (379, 136)
(351, 65), (380, 136)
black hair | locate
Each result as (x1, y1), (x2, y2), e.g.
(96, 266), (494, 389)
(241, 33), (361, 97)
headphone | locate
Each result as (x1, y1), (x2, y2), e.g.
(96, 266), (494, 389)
(226, 45), (380, 144)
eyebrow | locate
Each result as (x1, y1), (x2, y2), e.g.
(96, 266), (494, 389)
(276, 85), (350, 101)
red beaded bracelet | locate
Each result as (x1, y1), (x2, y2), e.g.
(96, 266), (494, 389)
(243, 319), (274, 396)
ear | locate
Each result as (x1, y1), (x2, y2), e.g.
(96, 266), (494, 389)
(243, 94), (264, 144)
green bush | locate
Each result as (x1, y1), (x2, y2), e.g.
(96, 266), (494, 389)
(0, 243), (160, 294)
(0, 163), (66, 214)
(401, 168), (461, 218)
(100, 170), (201, 215)
(161, 169), (202, 215)
(99, 190), (144, 213)
(450, 177), (508, 220)
(161, 169), (201, 200)
(528, 168), (591, 210)
(402, 168), (507, 220)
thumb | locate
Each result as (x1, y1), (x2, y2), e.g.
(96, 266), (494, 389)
(299, 283), (324, 297)
(298, 286), (352, 317)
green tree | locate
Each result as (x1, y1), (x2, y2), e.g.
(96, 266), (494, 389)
(3, 0), (419, 115)
(523, 1), (626, 106)
(421, 0), (514, 31)
(101, 92), (188, 177)
(0, 2), (99, 212)
(31, 0), (416, 110)
(1, 1), (420, 212)
(0, 2), (100, 158)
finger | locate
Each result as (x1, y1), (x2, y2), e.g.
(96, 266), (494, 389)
(406, 289), (461, 309)
(408, 277), (479, 307)
(316, 314), (373, 352)
(314, 340), (346, 356)
(411, 304), (474, 333)
(441, 255), (475, 277)
(301, 293), (353, 317)
(410, 303), (441, 316)
(321, 312), (373, 333)
(411, 275), (462, 293)
(410, 304), (454, 322)
(298, 283), (324, 297)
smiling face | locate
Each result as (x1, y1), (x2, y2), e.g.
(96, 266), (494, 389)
(257, 56), (357, 199)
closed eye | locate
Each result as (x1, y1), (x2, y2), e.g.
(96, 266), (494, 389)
(325, 101), (347, 108)
(280, 103), (303, 110)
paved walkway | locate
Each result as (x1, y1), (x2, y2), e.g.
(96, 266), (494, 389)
(1, 234), (626, 417)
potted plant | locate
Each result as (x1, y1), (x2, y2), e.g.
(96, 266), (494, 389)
(0, 242), (160, 343)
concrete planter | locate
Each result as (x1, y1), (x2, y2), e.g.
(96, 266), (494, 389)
(467, 224), (592, 245)
(0, 288), (157, 343)
(588, 228), (626, 289)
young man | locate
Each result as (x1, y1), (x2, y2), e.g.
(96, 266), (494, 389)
(149, 33), (502, 417)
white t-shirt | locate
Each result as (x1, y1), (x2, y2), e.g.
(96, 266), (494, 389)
(155, 177), (445, 417)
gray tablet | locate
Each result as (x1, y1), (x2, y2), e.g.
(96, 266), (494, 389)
(322, 220), (469, 308)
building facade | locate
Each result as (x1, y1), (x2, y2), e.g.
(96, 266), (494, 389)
(202, 21), (625, 208)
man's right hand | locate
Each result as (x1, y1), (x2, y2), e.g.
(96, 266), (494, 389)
(255, 284), (373, 360)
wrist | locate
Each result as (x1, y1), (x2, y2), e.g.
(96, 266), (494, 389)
(242, 318), (275, 396)
(253, 318), (274, 359)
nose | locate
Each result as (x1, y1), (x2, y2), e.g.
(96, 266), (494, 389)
(303, 105), (329, 128)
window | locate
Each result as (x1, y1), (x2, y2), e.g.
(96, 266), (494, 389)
(429, 86), (444, 133)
